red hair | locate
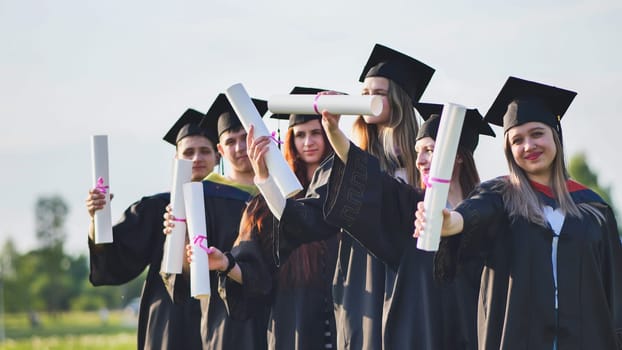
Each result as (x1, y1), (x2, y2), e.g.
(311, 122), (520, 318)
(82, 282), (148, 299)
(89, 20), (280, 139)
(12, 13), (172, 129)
(236, 122), (333, 289)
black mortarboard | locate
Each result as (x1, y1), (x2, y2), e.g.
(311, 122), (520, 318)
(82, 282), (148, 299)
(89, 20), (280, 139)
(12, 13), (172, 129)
(162, 108), (217, 146)
(270, 86), (332, 128)
(484, 76), (577, 134)
(202, 93), (268, 138)
(415, 103), (495, 153)
(359, 43), (435, 103)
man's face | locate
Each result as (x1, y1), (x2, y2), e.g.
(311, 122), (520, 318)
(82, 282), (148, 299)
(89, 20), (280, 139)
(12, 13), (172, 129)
(217, 127), (253, 174)
(176, 135), (217, 181)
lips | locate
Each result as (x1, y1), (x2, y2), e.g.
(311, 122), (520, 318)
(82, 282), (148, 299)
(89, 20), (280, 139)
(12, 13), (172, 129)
(524, 152), (542, 161)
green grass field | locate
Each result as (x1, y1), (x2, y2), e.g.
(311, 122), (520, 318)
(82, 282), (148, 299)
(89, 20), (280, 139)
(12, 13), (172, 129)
(0, 310), (137, 350)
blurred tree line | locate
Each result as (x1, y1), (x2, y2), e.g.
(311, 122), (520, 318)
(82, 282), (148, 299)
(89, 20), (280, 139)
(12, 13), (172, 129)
(0, 195), (144, 314)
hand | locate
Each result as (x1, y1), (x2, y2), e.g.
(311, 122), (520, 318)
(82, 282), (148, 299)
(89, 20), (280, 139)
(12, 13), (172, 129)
(246, 124), (271, 181)
(186, 244), (228, 272)
(413, 201), (455, 238)
(317, 90), (342, 134)
(162, 204), (175, 235)
(86, 188), (112, 218)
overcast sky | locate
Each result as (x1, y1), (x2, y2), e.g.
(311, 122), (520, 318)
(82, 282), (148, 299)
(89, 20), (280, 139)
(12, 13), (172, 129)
(1, 0), (621, 255)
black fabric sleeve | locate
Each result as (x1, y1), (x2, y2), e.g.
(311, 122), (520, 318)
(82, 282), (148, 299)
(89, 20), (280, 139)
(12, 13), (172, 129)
(218, 239), (273, 320)
(89, 194), (168, 285)
(598, 205), (622, 349)
(434, 179), (505, 281)
(323, 143), (424, 270)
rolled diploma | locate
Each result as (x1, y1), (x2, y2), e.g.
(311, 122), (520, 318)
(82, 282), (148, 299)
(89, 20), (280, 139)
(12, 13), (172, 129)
(226, 83), (303, 198)
(183, 182), (211, 299)
(161, 159), (193, 274)
(268, 94), (383, 117)
(91, 135), (113, 244)
(416, 103), (466, 252)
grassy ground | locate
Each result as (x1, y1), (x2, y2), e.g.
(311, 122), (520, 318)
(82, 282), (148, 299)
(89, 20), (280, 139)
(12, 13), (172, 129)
(0, 310), (137, 350)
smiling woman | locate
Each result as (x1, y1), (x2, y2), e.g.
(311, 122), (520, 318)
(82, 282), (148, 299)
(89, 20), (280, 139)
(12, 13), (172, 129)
(415, 76), (622, 349)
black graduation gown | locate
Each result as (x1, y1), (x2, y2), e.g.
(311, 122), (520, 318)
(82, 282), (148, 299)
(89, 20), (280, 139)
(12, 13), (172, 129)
(437, 178), (622, 350)
(89, 192), (203, 350)
(224, 227), (339, 350)
(323, 143), (480, 350)
(219, 164), (340, 350)
(190, 180), (269, 350)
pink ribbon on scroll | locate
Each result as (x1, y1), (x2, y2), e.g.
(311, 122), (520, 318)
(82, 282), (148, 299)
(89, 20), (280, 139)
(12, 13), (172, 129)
(313, 94), (321, 114)
(270, 131), (284, 145)
(193, 235), (213, 254)
(423, 174), (450, 188)
(95, 177), (109, 194)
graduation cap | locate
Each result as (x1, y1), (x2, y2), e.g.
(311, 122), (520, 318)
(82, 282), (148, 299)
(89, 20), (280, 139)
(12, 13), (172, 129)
(415, 103), (496, 153)
(162, 108), (217, 146)
(359, 43), (435, 103)
(484, 76), (577, 135)
(201, 93), (268, 138)
(270, 86), (333, 128)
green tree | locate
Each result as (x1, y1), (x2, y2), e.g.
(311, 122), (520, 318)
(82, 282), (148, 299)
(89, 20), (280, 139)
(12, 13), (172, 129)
(568, 152), (621, 235)
(35, 196), (69, 249)
(33, 195), (71, 312)
(568, 153), (613, 204)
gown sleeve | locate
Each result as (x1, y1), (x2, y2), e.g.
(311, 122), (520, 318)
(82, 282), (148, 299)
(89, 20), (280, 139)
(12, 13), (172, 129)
(598, 205), (622, 348)
(89, 194), (168, 285)
(219, 238), (273, 320)
(322, 143), (424, 270)
(434, 179), (505, 281)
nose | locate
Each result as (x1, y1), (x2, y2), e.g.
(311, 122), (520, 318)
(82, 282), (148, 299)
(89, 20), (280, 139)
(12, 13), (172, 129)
(304, 135), (314, 147)
(524, 137), (536, 151)
(416, 152), (428, 167)
(236, 139), (247, 153)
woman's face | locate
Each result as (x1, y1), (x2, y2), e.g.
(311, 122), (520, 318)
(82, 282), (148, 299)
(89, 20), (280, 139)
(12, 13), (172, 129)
(292, 119), (326, 168)
(176, 135), (218, 181)
(415, 136), (435, 180)
(361, 76), (391, 125)
(507, 121), (557, 182)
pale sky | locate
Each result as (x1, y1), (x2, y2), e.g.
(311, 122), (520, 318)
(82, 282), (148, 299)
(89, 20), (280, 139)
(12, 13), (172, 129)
(1, 0), (621, 255)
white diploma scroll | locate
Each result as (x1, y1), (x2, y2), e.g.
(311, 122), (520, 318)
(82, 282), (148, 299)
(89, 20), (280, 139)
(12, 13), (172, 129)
(268, 94), (383, 117)
(91, 135), (113, 244)
(226, 83), (303, 198)
(416, 103), (466, 252)
(183, 182), (211, 299)
(161, 159), (193, 274)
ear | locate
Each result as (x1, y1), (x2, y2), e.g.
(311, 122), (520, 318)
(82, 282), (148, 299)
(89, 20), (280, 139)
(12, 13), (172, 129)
(455, 154), (463, 164)
(217, 143), (224, 156)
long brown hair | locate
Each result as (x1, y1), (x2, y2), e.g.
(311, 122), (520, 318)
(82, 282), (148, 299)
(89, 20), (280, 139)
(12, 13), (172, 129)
(237, 120), (333, 289)
(352, 79), (420, 186)
(283, 121), (332, 189)
(456, 147), (480, 199)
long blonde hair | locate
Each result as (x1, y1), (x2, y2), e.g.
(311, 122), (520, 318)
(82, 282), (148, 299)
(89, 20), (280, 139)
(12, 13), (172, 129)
(352, 80), (419, 186)
(500, 126), (593, 226)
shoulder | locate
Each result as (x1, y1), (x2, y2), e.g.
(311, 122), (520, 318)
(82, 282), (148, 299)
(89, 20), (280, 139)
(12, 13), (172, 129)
(477, 176), (508, 194)
(202, 180), (255, 202)
(135, 191), (170, 205)
(567, 180), (608, 205)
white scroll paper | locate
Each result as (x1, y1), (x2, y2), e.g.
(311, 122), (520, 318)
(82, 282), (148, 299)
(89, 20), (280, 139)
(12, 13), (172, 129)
(416, 103), (466, 252)
(268, 94), (383, 117)
(183, 182), (211, 299)
(226, 83), (303, 198)
(91, 135), (113, 244)
(161, 158), (193, 274)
